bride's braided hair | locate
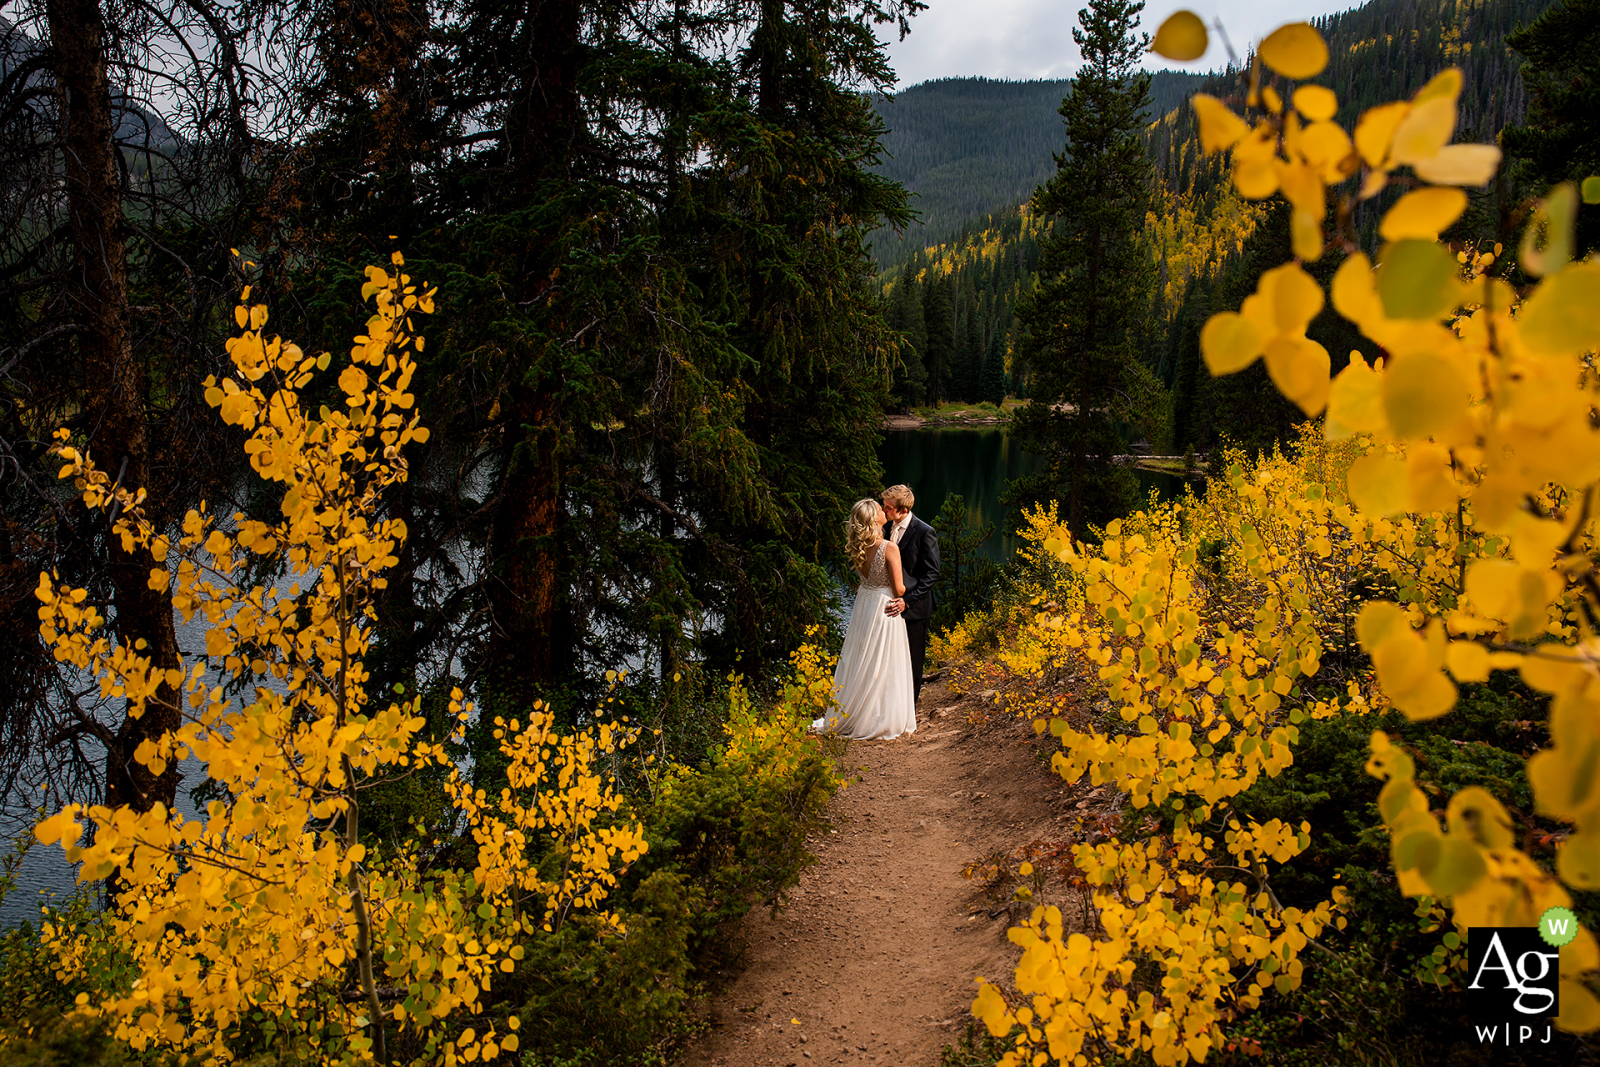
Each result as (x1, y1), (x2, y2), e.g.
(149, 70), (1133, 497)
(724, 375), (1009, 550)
(845, 498), (885, 575)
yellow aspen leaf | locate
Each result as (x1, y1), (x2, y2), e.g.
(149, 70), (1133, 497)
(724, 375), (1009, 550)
(1331, 252), (1382, 325)
(1190, 95), (1249, 153)
(1467, 470), (1522, 529)
(1558, 837), (1600, 889)
(1233, 157), (1279, 200)
(973, 982), (1012, 1037)
(1375, 240), (1462, 320)
(34, 808), (83, 849)
(1356, 601), (1411, 653)
(1325, 353), (1388, 439)
(1522, 183), (1579, 278)
(1426, 838), (1487, 897)
(1446, 641), (1490, 683)
(1263, 335), (1330, 415)
(1414, 67), (1464, 105)
(1292, 85), (1338, 122)
(1278, 157), (1323, 215)
(1390, 95), (1457, 166)
(1506, 512), (1573, 567)
(1346, 452), (1410, 516)
(1291, 208), (1323, 262)
(1558, 980), (1600, 1032)
(338, 364), (369, 398)
(1406, 444), (1457, 513)
(1382, 350), (1469, 438)
(1446, 787), (1515, 849)
(1411, 143), (1501, 186)
(1379, 646), (1457, 722)
(1258, 23), (1328, 80)
(1199, 312), (1265, 375)
(1516, 260), (1600, 358)
(1151, 11), (1208, 61)
(1297, 121), (1357, 182)
(1264, 262), (1323, 334)
(1379, 187), (1468, 241)
(1464, 559), (1549, 641)
(1354, 102), (1409, 167)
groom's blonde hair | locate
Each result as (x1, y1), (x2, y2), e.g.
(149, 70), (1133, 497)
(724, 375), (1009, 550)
(883, 484), (914, 510)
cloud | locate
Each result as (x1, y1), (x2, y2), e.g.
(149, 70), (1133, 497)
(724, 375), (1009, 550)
(883, 0), (1354, 88)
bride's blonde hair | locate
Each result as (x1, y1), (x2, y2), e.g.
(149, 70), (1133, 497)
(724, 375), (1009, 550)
(845, 498), (885, 574)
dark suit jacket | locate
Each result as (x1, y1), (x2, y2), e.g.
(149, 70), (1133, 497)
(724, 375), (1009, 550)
(884, 514), (940, 623)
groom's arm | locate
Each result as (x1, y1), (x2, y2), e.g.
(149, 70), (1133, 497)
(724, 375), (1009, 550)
(903, 524), (940, 612)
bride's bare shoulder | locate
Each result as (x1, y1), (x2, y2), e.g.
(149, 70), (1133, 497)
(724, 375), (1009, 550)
(882, 539), (901, 559)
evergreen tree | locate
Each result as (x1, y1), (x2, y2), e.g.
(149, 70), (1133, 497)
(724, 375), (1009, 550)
(888, 263), (929, 407)
(980, 327), (1008, 404)
(923, 274), (955, 404)
(255, 0), (919, 715)
(1009, 0), (1159, 535)
(1504, 0), (1600, 257)
(955, 283), (983, 401)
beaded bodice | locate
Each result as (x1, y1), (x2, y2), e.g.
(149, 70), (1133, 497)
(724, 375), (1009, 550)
(860, 540), (889, 590)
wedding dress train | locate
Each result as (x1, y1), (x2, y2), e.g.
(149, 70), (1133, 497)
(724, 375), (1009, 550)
(812, 541), (917, 740)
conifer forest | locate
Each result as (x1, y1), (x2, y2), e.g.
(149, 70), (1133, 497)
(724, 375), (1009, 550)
(2, 0), (1600, 1062)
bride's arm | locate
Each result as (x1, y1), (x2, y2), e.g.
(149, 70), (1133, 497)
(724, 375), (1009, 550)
(884, 542), (907, 598)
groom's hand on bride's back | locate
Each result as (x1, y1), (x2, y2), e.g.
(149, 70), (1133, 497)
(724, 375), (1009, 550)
(884, 596), (904, 616)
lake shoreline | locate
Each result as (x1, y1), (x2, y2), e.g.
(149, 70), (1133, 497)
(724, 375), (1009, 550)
(880, 411), (1011, 431)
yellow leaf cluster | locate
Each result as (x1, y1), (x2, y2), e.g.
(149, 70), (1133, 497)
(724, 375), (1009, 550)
(32, 262), (641, 1064)
(1171, 11), (1600, 1039)
(960, 441), (1366, 1064)
(1184, 26), (1498, 270)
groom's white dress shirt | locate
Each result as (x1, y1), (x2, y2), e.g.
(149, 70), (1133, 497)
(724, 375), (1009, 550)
(890, 511), (912, 545)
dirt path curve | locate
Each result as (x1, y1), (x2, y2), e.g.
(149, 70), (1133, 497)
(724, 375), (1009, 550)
(682, 679), (1075, 1067)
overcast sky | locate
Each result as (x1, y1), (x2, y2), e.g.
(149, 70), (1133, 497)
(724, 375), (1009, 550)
(881, 0), (1357, 86)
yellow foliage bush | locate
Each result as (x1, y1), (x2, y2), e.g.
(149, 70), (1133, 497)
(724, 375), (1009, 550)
(30, 261), (646, 1065)
(967, 14), (1600, 1063)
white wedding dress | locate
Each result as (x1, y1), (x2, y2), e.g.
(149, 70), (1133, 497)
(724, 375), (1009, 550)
(813, 541), (917, 740)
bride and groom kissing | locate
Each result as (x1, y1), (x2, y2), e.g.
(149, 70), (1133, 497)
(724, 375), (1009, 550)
(812, 484), (941, 740)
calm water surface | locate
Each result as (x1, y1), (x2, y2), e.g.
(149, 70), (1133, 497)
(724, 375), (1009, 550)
(876, 427), (1045, 563)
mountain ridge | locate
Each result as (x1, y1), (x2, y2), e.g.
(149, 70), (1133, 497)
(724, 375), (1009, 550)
(867, 70), (1209, 268)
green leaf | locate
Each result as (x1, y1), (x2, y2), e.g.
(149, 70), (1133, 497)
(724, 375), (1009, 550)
(1375, 240), (1461, 320)
(1583, 176), (1600, 204)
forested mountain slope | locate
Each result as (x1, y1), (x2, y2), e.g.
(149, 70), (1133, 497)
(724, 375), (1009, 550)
(867, 71), (1206, 268)
(878, 0), (1565, 441)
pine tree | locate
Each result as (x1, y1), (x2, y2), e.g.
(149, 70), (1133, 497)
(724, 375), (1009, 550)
(980, 327), (1008, 404)
(889, 265), (929, 408)
(1009, 0), (1159, 535)
(955, 283), (983, 401)
(923, 274), (955, 405)
(1504, 0), (1600, 257)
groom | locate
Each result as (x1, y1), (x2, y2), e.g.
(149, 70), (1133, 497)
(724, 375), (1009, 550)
(881, 484), (940, 701)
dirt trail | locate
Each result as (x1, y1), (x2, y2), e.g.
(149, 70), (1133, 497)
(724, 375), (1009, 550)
(683, 680), (1076, 1067)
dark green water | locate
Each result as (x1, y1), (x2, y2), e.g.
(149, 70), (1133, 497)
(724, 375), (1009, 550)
(876, 428), (1045, 563)
(876, 428), (1200, 565)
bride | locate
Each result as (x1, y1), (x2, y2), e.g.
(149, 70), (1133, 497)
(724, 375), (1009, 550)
(812, 498), (917, 740)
